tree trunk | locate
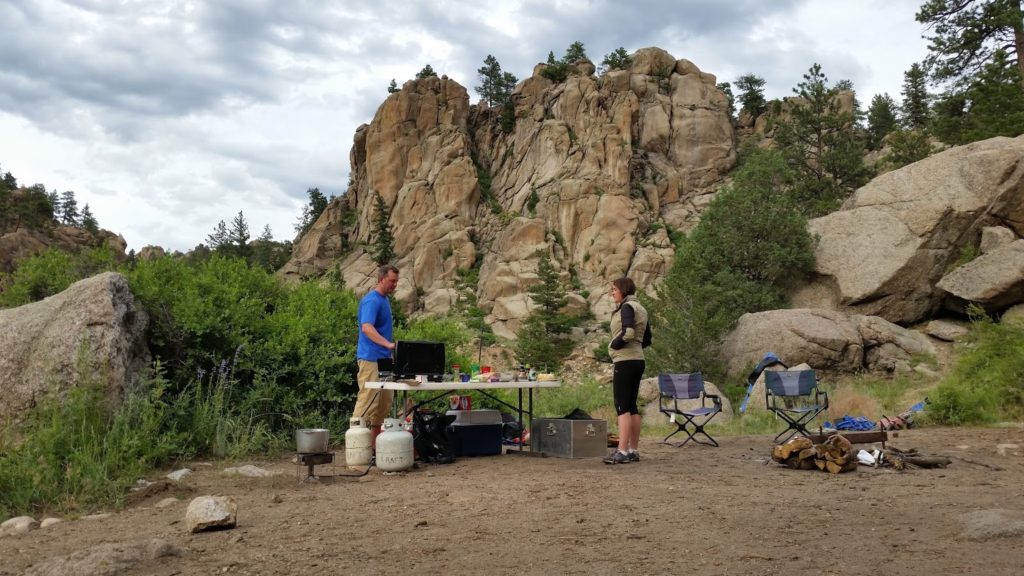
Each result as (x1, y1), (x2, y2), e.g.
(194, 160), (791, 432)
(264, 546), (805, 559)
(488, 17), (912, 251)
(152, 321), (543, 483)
(1014, 1), (1024, 91)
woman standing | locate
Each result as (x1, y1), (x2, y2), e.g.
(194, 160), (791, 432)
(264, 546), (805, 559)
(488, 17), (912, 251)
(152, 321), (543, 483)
(603, 277), (650, 464)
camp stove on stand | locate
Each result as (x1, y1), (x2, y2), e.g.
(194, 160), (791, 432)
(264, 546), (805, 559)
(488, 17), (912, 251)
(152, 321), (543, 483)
(294, 451), (334, 482)
(293, 428), (335, 482)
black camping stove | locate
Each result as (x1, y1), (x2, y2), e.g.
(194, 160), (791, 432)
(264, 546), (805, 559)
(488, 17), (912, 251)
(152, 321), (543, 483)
(295, 452), (334, 481)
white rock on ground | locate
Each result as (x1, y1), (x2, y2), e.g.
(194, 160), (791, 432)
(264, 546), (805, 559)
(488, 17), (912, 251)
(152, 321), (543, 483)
(166, 468), (192, 481)
(1, 516), (39, 535)
(155, 497), (180, 508)
(185, 496), (237, 533)
(222, 464), (275, 477)
(40, 518), (62, 528)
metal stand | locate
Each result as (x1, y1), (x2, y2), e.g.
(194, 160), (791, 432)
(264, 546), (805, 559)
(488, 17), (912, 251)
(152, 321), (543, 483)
(295, 452), (334, 482)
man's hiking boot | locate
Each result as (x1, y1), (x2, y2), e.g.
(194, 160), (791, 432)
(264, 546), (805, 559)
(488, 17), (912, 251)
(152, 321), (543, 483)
(602, 450), (630, 465)
(627, 451), (640, 462)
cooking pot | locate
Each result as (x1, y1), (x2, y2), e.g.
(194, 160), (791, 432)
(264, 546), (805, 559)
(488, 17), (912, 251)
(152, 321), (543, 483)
(295, 428), (330, 453)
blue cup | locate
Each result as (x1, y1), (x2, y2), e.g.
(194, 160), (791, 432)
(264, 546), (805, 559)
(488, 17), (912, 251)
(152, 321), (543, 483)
(460, 373), (470, 383)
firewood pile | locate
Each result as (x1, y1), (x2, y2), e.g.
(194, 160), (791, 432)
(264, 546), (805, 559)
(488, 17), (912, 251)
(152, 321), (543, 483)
(772, 435), (954, 473)
(771, 435), (857, 474)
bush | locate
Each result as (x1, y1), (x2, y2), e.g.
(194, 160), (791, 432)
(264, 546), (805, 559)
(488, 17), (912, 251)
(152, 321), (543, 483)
(929, 317), (1024, 424)
(646, 148), (815, 378)
(0, 247), (120, 308)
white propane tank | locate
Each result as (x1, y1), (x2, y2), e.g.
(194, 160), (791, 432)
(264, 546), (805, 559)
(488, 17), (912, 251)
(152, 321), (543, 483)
(376, 418), (414, 472)
(345, 417), (372, 468)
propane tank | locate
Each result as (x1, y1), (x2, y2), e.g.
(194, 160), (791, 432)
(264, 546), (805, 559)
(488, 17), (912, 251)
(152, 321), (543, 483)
(345, 417), (372, 468)
(376, 418), (414, 472)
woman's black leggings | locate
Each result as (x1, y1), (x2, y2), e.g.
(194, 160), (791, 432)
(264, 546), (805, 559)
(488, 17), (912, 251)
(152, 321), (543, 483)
(612, 360), (645, 415)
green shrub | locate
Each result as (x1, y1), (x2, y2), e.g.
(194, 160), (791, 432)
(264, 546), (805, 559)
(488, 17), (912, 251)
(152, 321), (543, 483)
(0, 247), (120, 308)
(929, 317), (1024, 424)
(646, 147), (815, 378)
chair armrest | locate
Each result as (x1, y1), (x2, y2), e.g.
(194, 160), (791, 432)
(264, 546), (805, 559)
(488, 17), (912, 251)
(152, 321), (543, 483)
(702, 392), (722, 409)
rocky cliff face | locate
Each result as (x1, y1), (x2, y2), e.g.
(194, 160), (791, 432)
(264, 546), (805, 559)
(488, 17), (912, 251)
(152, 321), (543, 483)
(282, 47), (735, 338)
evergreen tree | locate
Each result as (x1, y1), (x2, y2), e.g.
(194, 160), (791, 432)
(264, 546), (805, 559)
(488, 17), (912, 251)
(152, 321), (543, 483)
(917, 0), (1024, 91)
(933, 49), (1024, 143)
(416, 64), (437, 79)
(46, 190), (59, 217)
(773, 63), (871, 217)
(388, 78), (399, 93)
(515, 253), (573, 370)
(866, 93), (899, 149)
(735, 73), (768, 117)
(207, 219), (229, 250)
(59, 190), (79, 225)
(645, 148), (814, 376)
(883, 128), (935, 168)
(371, 192), (394, 265)
(562, 41), (588, 63)
(475, 55), (518, 107)
(294, 186), (330, 235)
(901, 63), (931, 129)
(228, 210), (251, 258)
(81, 203), (98, 233)
(717, 82), (736, 118)
(601, 47), (632, 72)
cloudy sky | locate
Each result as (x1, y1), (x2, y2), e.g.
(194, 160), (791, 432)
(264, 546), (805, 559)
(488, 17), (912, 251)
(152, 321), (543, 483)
(0, 0), (931, 252)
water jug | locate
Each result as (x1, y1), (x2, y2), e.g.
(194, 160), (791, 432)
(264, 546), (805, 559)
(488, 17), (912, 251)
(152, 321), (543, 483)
(345, 417), (372, 468)
(376, 418), (414, 472)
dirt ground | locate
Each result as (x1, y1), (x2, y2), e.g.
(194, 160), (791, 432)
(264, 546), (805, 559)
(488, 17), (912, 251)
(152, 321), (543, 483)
(2, 425), (1022, 576)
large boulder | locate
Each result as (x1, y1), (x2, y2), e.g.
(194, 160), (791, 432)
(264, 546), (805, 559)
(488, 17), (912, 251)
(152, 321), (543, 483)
(720, 309), (864, 376)
(937, 239), (1024, 314)
(0, 272), (149, 421)
(793, 135), (1024, 324)
(720, 308), (938, 377)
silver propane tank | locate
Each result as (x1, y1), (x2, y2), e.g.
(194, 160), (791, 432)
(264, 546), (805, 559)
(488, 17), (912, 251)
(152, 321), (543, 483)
(375, 418), (413, 472)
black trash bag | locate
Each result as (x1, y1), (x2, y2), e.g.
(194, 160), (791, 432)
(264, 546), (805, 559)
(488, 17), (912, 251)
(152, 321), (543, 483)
(412, 410), (456, 464)
(563, 407), (593, 420)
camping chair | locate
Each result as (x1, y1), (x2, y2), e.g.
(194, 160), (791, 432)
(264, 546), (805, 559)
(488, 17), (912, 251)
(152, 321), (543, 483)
(658, 373), (722, 447)
(764, 370), (829, 443)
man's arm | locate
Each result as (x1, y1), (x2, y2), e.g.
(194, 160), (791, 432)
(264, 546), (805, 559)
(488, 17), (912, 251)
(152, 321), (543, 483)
(361, 322), (396, 351)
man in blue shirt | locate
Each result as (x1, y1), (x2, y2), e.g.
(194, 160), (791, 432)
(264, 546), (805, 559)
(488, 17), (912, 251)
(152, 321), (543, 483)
(354, 264), (400, 449)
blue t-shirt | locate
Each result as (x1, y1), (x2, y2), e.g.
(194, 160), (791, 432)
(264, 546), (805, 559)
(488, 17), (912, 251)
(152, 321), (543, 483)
(356, 289), (394, 361)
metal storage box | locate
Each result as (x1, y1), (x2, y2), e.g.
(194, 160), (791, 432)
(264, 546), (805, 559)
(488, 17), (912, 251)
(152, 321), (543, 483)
(530, 418), (606, 458)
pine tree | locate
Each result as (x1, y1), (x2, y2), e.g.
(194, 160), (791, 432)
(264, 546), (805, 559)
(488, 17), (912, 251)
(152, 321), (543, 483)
(81, 203), (98, 233)
(562, 41), (588, 63)
(735, 73), (768, 117)
(207, 219), (229, 250)
(601, 47), (632, 72)
(917, 0), (1024, 91)
(388, 79), (399, 93)
(773, 63), (871, 217)
(475, 55), (518, 107)
(371, 192), (394, 265)
(416, 64), (437, 79)
(59, 190), (79, 225)
(901, 63), (931, 129)
(866, 93), (899, 150)
(228, 210), (251, 258)
(294, 186), (330, 235)
(515, 253), (573, 369)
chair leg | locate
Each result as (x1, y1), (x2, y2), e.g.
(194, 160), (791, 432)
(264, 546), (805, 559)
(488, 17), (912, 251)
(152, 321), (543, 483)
(661, 426), (686, 445)
(670, 417), (719, 447)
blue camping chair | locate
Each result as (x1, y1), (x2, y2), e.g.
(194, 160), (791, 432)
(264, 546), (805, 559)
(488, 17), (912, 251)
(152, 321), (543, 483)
(764, 370), (829, 443)
(658, 373), (722, 447)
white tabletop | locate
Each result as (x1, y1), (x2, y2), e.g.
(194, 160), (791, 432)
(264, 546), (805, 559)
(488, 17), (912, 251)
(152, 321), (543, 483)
(366, 380), (561, 391)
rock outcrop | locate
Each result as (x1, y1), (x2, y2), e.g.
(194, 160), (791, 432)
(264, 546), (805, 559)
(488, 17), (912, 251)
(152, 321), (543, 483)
(283, 48), (735, 335)
(720, 308), (935, 375)
(0, 272), (149, 421)
(793, 135), (1024, 324)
